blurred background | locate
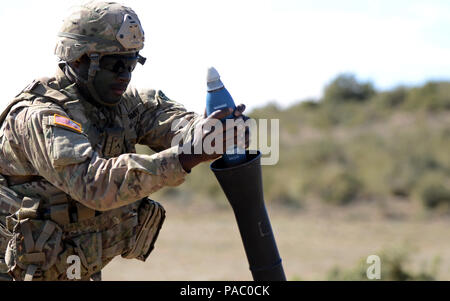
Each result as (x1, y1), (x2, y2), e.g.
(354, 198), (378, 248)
(1, 0), (450, 280)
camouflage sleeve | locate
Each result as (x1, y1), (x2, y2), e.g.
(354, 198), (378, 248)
(136, 89), (203, 152)
(17, 106), (187, 211)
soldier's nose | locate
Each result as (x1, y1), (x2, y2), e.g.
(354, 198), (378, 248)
(117, 71), (131, 84)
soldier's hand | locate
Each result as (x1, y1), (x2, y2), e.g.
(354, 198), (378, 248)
(179, 104), (250, 172)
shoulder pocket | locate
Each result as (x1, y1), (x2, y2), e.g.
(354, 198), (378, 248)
(48, 121), (93, 168)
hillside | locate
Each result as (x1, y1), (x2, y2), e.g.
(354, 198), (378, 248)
(115, 74), (450, 281)
(141, 74), (450, 213)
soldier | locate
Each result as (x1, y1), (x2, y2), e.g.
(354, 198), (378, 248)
(0, 1), (248, 281)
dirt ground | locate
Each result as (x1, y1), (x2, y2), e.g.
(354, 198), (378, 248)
(102, 200), (450, 281)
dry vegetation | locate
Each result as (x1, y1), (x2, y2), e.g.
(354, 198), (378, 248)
(103, 200), (450, 280)
(104, 74), (450, 281)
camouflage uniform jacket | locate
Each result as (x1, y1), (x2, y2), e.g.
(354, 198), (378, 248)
(0, 65), (201, 212)
(0, 64), (203, 280)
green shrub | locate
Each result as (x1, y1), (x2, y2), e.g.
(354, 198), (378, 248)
(319, 167), (362, 205)
(327, 247), (440, 281)
(420, 184), (450, 210)
(414, 172), (450, 211)
(375, 87), (407, 108)
(299, 139), (346, 168)
(385, 157), (423, 198)
(300, 100), (320, 109)
(404, 82), (450, 111)
(323, 73), (376, 103)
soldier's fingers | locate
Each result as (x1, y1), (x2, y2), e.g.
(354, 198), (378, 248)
(221, 128), (235, 145)
(221, 119), (238, 133)
(233, 104), (246, 117)
(230, 129), (250, 149)
(203, 107), (207, 118)
(208, 107), (233, 121)
(220, 117), (247, 135)
(223, 137), (235, 152)
(203, 153), (221, 162)
(202, 116), (224, 137)
(244, 130), (250, 149)
(238, 129), (248, 147)
(223, 130), (246, 148)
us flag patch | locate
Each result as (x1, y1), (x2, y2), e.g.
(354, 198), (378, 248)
(53, 114), (82, 133)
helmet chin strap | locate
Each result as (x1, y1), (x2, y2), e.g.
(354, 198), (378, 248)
(67, 53), (122, 107)
(87, 53), (123, 107)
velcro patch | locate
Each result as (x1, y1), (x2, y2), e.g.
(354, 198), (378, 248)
(53, 114), (82, 133)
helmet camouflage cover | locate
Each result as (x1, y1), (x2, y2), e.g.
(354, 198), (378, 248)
(55, 1), (145, 63)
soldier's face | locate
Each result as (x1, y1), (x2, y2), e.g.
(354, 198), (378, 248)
(74, 54), (138, 105)
(93, 54), (138, 104)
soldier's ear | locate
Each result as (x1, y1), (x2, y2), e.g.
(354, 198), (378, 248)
(69, 59), (81, 70)
(70, 55), (89, 70)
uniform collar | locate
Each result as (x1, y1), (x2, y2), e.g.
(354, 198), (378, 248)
(54, 63), (99, 113)
(55, 62), (74, 90)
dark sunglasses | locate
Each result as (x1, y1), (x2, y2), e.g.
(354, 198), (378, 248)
(99, 54), (146, 74)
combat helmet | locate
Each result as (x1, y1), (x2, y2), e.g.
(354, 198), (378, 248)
(54, 1), (146, 105)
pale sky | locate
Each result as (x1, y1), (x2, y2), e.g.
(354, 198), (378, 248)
(1, 0), (449, 114)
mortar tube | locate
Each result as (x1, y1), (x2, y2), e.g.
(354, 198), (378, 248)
(210, 150), (286, 281)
